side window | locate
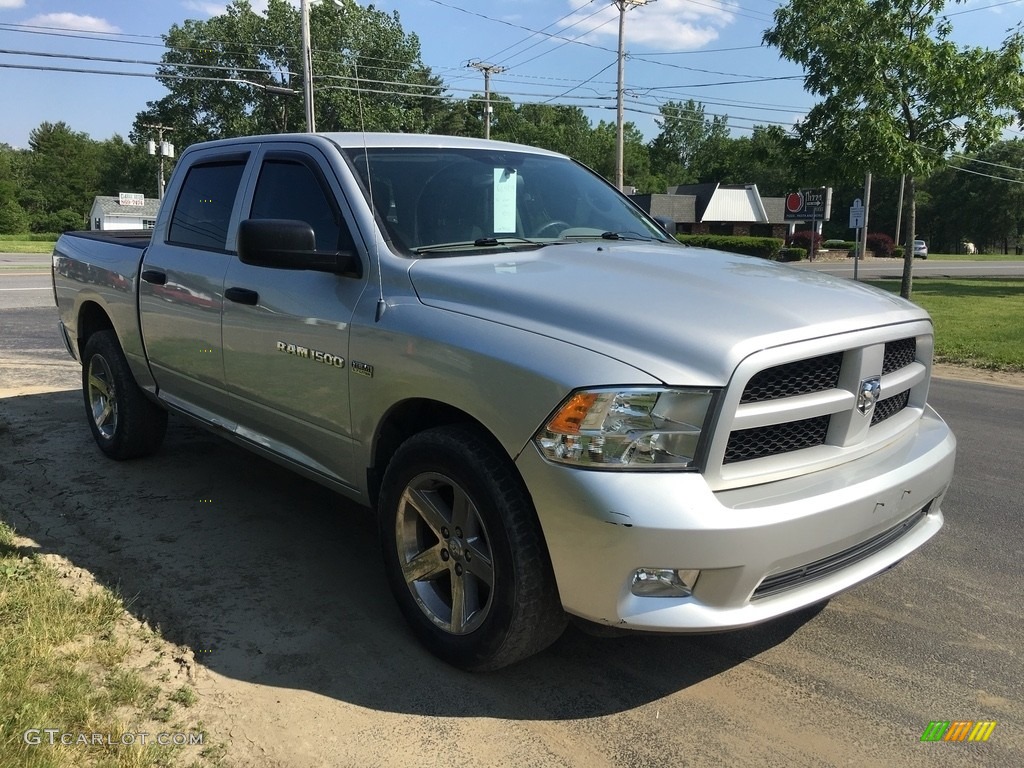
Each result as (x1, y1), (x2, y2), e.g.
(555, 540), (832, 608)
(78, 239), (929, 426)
(250, 157), (355, 253)
(168, 159), (247, 250)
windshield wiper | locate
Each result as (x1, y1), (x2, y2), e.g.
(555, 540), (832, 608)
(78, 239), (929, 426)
(599, 230), (660, 241)
(414, 236), (545, 255)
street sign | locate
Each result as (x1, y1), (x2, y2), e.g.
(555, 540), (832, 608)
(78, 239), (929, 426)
(849, 198), (865, 229)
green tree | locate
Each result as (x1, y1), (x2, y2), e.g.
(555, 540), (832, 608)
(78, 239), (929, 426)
(133, 0), (444, 147)
(97, 135), (158, 199)
(648, 100), (729, 187)
(26, 122), (101, 231)
(764, 0), (1024, 297)
(0, 144), (30, 234)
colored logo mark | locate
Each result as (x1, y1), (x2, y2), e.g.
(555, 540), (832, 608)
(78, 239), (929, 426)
(920, 721), (996, 742)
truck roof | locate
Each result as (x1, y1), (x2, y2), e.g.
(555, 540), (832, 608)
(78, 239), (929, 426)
(180, 132), (567, 157)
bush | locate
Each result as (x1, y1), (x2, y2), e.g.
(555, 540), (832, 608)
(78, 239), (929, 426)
(893, 246), (904, 258)
(822, 239), (856, 249)
(32, 209), (84, 234)
(865, 232), (895, 257)
(786, 230), (822, 251)
(777, 247), (807, 262)
(675, 234), (783, 260)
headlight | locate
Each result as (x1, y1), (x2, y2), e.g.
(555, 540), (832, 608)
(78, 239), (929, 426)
(534, 388), (716, 470)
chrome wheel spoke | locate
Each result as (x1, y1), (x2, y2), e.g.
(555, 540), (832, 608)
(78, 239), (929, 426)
(402, 544), (448, 584)
(463, 542), (493, 587)
(403, 486), (450, 539)
(450, 571), (468, 633)
(88, 372), (110, 398)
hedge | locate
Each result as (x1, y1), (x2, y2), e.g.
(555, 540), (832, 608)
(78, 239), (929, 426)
(675, 234), (784, 260)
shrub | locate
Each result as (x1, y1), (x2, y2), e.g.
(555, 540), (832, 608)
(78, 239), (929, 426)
(822, 239), (856, 249)
(865, 232), (895, 257)
(777, 247), (807, 262)
(786, 230), (822, 251)
(675, 234), (783, 260)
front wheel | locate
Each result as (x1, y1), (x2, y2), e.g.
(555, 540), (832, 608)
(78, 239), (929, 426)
(82, 330), (167, 459)
(378, 425), (566, 670)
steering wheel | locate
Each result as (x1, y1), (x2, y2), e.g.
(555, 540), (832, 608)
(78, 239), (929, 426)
(533, 220), (572, 238)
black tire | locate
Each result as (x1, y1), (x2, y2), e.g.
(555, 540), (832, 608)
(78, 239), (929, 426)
(378, 424), (566, 671)
(82, 329), (168, 459)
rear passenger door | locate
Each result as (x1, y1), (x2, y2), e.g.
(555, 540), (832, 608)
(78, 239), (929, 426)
(220, 143), (368, 488)
(140, 149), (254, 416)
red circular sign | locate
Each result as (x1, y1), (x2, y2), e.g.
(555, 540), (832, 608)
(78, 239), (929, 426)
(786, 192), (804, 213)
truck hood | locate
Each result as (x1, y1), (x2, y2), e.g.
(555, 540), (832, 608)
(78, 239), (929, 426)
(407, 242), (928, 385)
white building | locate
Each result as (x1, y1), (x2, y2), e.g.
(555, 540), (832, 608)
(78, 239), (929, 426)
(89, 194), (162, 231)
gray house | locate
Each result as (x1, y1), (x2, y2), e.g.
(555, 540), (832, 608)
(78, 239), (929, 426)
(88, 194), (162, 231)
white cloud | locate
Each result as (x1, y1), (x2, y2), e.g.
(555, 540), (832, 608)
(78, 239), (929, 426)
(182, 1), (227, 16)
(563, 0), (733, 51)
(0, 0), (26, 10)
(22, 13), (120, 33)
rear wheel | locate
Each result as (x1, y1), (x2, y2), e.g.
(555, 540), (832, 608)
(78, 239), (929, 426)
(82, 330), (167, 459)
(378, 425), (566, 670)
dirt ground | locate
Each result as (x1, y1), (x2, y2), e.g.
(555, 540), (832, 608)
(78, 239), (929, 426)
(2, 350), (1021, 767)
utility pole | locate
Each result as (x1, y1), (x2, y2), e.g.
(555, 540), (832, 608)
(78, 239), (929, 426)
(468, 61), (505, 140)
(615, 0), (650, 191)
(143, 124), (174, 201)
(895, 173), (905, 245)
(301, 0), (315, 132)
(860, 171), (872, 259)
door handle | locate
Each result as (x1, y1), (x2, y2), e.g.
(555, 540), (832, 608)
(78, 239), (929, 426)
(141, 269), (166, 285)
(225, 287), (259, 306)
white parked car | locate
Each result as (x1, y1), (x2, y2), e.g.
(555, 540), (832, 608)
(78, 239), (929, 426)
(913, 240), (928, 259)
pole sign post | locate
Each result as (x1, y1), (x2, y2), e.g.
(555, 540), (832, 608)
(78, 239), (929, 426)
(849, 198), (865, 281)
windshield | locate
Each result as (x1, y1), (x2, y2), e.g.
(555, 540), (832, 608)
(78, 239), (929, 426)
(342, 146), (672, 254)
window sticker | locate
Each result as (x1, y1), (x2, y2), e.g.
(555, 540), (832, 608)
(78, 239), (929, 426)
(493, 168), (517, 233)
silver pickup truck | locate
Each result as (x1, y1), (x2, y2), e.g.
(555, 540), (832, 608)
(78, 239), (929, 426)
(53, 133), (956, 670)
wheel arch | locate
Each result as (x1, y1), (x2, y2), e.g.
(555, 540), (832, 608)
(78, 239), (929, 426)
(76, 300), (115, 359)
(367, 398), (511, 509)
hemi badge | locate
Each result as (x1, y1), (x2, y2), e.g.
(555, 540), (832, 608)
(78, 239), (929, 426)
(351, 361), (374, 378)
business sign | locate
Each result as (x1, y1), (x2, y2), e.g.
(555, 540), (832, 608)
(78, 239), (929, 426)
(784, 187), (832, 221)
(119, 192), (145, 207)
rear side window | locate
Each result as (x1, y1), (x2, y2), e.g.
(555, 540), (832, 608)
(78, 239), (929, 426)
(250, 156), (353, 253)
(168, 159), (247, 250)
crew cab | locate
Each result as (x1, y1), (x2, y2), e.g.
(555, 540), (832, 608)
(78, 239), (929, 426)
(53, 133), (956, 670)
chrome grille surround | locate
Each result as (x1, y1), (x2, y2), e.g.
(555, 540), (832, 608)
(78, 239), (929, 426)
(703, 320), (934, 491)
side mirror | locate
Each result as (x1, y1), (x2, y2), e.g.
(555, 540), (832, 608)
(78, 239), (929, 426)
(653, 215), (676, 235)
(237, 218), (362, 278)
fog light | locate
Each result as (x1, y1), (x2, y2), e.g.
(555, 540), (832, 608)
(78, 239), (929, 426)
(631, 568), (700, 597)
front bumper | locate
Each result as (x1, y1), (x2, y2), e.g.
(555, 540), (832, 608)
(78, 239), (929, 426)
(517, 405), (955, 631)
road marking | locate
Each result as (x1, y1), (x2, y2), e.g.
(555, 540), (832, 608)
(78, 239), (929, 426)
(0, 287), (51, 291)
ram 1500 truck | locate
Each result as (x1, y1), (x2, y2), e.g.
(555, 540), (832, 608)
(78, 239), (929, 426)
(53, 133), (956, 670)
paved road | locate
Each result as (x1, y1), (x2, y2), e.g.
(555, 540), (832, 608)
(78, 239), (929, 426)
(1, 276), (1022, 766)
(797, 259), (1024, 279)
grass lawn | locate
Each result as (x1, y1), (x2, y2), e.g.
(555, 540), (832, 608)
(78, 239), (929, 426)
(922, 252), (1022, 262)
(0, 239), (57, 253)
(0, 520), (222, 767)
(0, 235), (58, 253)
(872, 278), (1024, 371)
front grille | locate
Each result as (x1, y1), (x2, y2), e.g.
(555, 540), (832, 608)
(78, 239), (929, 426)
(724, 415), (830, 464)
(752, 502), (932, 599)
(883, 338), (917, 375)
(740, 352), (842, 403)
(871, 390), (910, 426)
(709, 325), (931, 487)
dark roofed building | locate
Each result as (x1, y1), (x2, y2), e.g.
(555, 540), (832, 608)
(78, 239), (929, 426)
(632, 183), (799, 239)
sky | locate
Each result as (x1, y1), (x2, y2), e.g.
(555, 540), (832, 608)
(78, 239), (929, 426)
(0, 0), (1021, 149)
